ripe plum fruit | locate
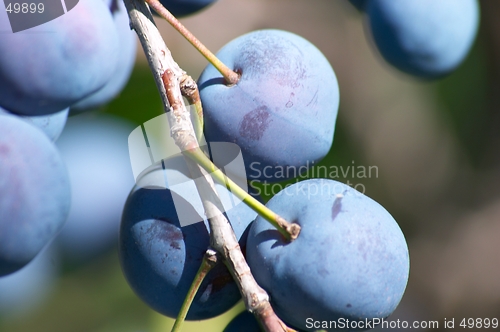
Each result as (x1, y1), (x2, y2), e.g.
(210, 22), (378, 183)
(0, 0), (119, 115)
(71, 0), (137, 111)
(198, 29), (339, 183)
(120, 156), (259, 319)
(247, 179), (409, 331)
(367, 0), (480, 78)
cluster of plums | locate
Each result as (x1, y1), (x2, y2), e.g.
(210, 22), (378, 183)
(6, 0), (481, 329)
(0, 0), (219, 319)
(119, 3), (410, 331)
(0, 0), (136, 276)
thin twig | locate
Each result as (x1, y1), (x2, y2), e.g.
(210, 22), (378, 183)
(145, 0), (240, 85)
(171, 249), (218, 332)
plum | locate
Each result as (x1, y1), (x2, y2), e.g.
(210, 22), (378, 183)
(247, 179), (409, 331)
(119, 156), (259, 319)
(0, 0), (119, 115)
(198, 29), (339, 183)
(367, 0), (480, 78)
(71, 0), (137, 111)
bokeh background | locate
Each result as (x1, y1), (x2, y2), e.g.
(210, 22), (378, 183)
(1, 0), (499, 331)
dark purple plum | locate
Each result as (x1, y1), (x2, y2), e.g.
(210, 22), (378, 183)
(0, 115), (71, 276)
(0, 0), (119, 115)
(198, 30), (339, 183)
(367, 0), (479, 78)
(0, 106), (68, 142)
(119, 156), (259, 320)
(246, 179), (409, 331)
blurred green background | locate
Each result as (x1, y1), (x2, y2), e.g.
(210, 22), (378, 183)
(2, 0), (500, 331)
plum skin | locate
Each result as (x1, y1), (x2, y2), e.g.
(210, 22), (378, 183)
(0, 0), (119, 115)
(367, 0), (480, 78)
(119, 160), (259, 320)
(198, 29), (339, 183)
(0, 115), (71, 276)
(71, 0), (137, 111)
(0, 106), (68, 142)
(246, 179), (409, 331)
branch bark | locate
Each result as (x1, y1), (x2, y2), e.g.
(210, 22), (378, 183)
(122, 1), (293, 331)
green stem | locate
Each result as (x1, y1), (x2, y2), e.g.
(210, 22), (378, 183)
(145, 0), (240, 85)
(184, 147), (301, 242)
(190, 100), (204, 143)
(171, 250), (218, 332)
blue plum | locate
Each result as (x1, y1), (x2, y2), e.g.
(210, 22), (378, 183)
(120, 156), (258, 320)
(156, 0), (217, 18)
(198, 30), (339, 183)
(0, 0), (119, 115)
(54, 113), (135, 264)
(224, 311), (262, 332)
(246, 179), (409, 331)
(349, 0), (367, 11)
(0, 115), (71, 276)
(71, 0), (137, 111)
(0, 106), (68, 142)
(367, 0), (480, 78)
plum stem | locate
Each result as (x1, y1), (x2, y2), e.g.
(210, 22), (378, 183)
(144, 0), (240, 85)
(171, 249), (218, 332)
(185, 147), (301, 242)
